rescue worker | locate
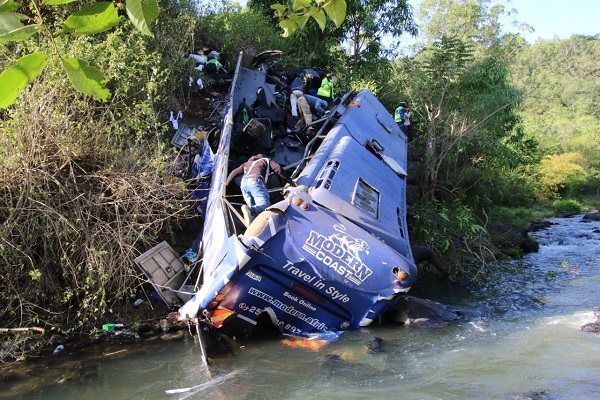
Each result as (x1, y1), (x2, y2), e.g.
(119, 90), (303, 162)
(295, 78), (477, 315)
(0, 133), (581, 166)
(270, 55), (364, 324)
(401, 105), (411, 136)
(204, 50), (225, 73)
(288, 72), (314, 125)
(317, 72), (334, 104)
(394, 102), (408, 129)
(204, 50), (231, 80)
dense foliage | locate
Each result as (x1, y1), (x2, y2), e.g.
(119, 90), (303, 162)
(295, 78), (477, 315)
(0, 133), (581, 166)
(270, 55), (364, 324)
(0, 0), (200, 332)
(511, 35), (600, 201)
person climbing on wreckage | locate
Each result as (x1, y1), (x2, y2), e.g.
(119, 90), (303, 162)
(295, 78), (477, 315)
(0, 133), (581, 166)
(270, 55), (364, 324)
(290, 93), (329, 136)
(284, 71), (317, 127)
(223, 154), (295, 226)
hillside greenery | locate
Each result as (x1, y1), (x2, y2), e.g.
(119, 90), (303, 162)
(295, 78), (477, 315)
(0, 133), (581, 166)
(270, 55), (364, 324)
(0, 0), (598, 334)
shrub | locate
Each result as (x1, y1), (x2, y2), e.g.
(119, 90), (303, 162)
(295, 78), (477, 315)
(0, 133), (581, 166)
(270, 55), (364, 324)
(552, 199), (583, 213)
(539, 152), (588, 199)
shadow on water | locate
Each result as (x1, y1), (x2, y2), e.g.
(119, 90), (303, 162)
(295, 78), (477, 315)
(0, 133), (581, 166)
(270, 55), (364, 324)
(3, 215), (599, 400)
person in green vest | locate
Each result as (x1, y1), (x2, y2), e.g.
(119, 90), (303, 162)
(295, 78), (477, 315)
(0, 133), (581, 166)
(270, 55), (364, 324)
(317, 73), (334, 104)
(394, 102), (407, 128)
(205, 51), (224, 73)
(205, 50), (231, 80)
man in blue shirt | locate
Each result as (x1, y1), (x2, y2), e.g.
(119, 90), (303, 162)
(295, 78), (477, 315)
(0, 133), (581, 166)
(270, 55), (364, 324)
(291, 94), (329, 135)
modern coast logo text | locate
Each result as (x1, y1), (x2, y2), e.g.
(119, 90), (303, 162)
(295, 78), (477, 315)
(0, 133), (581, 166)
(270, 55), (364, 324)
(302, 224), (372, 285)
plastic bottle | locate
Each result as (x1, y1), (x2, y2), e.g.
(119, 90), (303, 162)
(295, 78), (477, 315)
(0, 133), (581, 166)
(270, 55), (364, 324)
(53, 345), (64, 355)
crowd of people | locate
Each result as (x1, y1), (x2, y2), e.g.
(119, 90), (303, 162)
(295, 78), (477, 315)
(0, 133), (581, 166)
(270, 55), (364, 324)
(187, 47), (415, 140)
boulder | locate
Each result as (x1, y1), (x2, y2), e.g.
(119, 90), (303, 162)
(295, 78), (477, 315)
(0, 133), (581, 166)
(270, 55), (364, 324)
(487, 221), (539, 255)
(381, 295), (464, 328)
(582, 210), (600, 222)
(529, 220), (553, 232)
(580, 308), (600, 333)
(555, 211), (574, 218)
(581, 322), (600, 333)
(509, 390), (549, 400)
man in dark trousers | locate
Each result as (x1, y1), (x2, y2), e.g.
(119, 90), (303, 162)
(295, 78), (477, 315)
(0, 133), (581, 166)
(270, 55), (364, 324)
(224, 154), (293, 225)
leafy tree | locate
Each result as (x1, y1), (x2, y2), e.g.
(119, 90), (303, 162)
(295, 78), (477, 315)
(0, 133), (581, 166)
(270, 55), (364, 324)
(403, 36), (475, 196)
(419, 0), (525, 44)
(342, 0), (417, 70)
(539, 152), (588, 199)
(195, 7), (287, 67)
(511, 35), (600, 200)
(383, 1), (539, 214)
(418, 0), (530, 64)
(0, 0), (200, 330)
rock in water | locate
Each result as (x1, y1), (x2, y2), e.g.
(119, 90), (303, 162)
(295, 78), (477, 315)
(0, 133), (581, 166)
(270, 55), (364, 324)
(581, 322), (600, 333)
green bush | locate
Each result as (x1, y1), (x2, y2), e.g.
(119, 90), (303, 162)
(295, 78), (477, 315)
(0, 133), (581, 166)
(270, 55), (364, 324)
(195, 8), (286, 67)
(552, 199), (583, 213)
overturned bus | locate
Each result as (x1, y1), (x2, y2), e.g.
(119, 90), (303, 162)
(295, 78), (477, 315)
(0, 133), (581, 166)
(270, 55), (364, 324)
(172, 50), (418, 342)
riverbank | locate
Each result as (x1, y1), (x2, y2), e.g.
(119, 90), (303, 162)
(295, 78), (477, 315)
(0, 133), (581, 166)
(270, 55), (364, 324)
(3, 212), (599, 400)
(0, 299), (189, 361)
(4, 210), (598, 366)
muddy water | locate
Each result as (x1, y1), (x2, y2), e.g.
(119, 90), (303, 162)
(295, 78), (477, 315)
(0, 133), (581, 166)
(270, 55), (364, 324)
(3, 215), (599, 399)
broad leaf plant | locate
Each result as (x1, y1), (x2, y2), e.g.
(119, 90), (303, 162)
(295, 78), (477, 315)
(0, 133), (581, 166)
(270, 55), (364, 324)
(271, 0), (347, 37)
(0, 0), (159, 109)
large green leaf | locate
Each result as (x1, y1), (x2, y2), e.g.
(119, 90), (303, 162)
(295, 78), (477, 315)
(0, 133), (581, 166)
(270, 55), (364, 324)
(324, 0), (346, 27)
(125, 0), (158, 37)
(0, 0), (21, 12)
(279, 18), (297, 38)
(292, 0), (311, 12)
(63, 2), (121, 35)
(62, 57), (110, 102)
(0, 13), (39, 43)
(292, 12), (310, 29)
(42, 0), (79, 5)
(310, 8), (326, 30)
(270, 4), (286, 12)
(0, 52), (48, 109)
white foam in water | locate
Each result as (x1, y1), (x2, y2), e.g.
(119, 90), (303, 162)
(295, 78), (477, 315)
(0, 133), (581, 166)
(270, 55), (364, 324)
(545, 310), (597, 327)
(468, 320), (487, 332)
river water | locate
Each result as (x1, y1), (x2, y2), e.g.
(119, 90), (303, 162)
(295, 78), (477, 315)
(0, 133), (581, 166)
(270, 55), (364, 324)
(4, 215), (600, 399)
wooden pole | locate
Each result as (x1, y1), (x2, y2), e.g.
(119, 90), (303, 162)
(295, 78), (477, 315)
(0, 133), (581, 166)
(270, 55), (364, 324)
(0, 327), (45, 334)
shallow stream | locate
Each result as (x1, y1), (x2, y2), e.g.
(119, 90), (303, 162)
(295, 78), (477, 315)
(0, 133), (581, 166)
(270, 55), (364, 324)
(3, 215), (599, 399)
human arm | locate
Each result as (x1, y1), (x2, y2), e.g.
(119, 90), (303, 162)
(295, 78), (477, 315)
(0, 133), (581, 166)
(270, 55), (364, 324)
(315, 99), (327, 118)
(224, 164), (244, 186)
(268, 160), (293, 184)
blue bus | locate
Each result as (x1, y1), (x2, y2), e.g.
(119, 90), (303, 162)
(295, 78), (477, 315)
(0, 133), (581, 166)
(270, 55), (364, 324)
(177, 51), (417, 342)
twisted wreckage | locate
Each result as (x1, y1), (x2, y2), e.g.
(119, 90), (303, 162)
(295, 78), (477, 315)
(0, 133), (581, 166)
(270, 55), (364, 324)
(136, 50), (418, 348)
